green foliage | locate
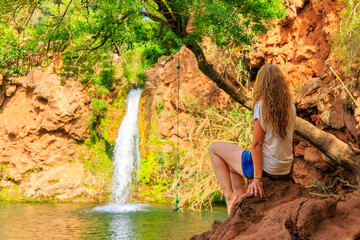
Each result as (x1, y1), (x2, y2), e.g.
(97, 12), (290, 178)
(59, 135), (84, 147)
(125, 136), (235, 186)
(333, 0), (360, 74)
(136, 132), (178, 202)
(120, 40), (178, 88)
(220, 47), (250, 90)
(89, 98), (108, 139)
(0, 164), (7, 179)
(155, 101), (165, 117)
(83, 139), (113, 192)
(189, 0), (286, 47)
(306, 179), (336, 199)
(0, 185), (96, 202)
(0, 0), (285, 80)
(293, 81), (303, 93)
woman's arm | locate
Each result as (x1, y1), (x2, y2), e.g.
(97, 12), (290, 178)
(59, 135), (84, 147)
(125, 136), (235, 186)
(248, 119), (265, 197)
(289, 138), (296, 183)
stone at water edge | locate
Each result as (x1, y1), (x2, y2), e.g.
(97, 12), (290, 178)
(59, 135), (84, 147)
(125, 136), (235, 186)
(190, 178), (360, 240)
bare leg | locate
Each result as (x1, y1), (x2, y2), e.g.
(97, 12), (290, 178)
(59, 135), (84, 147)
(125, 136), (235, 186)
(209, 142), (246, 215)
(230, 166), (246, 196)
(209, 148), (237, 214)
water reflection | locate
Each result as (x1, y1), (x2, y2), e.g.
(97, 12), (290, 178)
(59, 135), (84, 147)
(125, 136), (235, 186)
(0, 202), (111, 239)
(0, 202), (227, 240)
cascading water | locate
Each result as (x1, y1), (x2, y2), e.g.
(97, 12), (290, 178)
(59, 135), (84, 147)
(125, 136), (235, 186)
(112, 87), (142, 204)
(93, 87), (144, 213)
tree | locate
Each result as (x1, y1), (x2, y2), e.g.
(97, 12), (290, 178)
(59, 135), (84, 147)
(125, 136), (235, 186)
(1, 0), (359, 184)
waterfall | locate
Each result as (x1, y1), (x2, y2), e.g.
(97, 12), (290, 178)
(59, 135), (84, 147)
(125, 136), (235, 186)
(93, 87), (144, 213)
(112, 87), (142, 204)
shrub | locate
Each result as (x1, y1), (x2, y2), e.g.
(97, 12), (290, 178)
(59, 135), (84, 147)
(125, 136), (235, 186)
(333, 0), (360, 74)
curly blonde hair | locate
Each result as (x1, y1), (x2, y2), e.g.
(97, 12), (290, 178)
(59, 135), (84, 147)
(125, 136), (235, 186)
(253, 64), (292, 139)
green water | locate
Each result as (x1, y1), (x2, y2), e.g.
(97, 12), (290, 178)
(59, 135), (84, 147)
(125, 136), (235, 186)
(0, 202), (227, 240)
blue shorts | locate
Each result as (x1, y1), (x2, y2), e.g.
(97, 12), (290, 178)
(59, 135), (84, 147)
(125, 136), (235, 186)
(241, 150), (290, 180)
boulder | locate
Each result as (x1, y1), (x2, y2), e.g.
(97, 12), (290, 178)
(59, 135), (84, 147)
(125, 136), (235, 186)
(191, 178), (360, 240)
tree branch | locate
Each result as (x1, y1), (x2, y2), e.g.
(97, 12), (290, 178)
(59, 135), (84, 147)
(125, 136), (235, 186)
(184, 41), (253, 110)
(40, 0), (73, 54)
(85, 12), (131, 53)
(153, 0), (177, 32)
(140, 10), (171, 27)
(295, 117), (360, 182)
(86, 33), (112, 52)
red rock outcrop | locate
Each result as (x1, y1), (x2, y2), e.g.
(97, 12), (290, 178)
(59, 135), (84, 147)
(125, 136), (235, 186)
(248, 0), (341, 84)
(0, 68), (101, 201)
(191, 179), (360, 240)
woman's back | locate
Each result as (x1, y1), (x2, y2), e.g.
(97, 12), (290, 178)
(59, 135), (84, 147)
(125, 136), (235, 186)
(253, 100), (296, 175)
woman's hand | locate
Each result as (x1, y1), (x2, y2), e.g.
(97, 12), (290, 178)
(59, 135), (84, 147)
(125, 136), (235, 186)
(247, 180), (265, 198)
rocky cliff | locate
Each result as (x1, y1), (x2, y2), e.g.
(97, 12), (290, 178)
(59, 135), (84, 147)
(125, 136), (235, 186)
(0, 68), (104, 202)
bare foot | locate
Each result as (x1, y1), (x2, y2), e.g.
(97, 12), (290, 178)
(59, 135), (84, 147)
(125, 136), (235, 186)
(226, 193), (239, 215)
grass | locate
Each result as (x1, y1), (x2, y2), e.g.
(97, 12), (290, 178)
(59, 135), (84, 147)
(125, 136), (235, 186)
(333, 0), (360, 74)
(178, 96), (253, 211)
(0, 164), (8, 178)
(137, 93), (254, 210)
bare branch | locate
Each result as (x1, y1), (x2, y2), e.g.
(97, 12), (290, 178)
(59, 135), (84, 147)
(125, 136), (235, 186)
(140, 10), (171, 27)
(184, 41), (253, 109)
(40, 0), (73, 54)
(153, 0), (177, 32)
(87, 33), (112, 52)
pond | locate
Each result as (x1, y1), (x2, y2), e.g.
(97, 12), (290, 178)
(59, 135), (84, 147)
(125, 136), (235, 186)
(0, 202), (227, 240)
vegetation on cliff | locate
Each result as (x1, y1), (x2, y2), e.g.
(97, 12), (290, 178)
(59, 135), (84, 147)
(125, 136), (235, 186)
(333, 0), (360, 74)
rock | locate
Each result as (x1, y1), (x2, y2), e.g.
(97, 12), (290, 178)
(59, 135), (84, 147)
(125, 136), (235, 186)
(304, 146), (322, 162)
(191, 178), (360, 240)
(5, 83), (17, 97)
(311, 199), (360, 239)
(247, 0), (340, 84)
(295, 78), (321, 104)
(0, 68), (96, 201)
(20, 162), (97, 200)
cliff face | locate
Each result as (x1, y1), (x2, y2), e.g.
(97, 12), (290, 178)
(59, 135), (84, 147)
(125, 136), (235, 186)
(0, 68), (102, 202)
(248, 0), (340, 83)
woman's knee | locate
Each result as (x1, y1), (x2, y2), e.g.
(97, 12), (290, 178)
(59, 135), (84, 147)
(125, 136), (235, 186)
(209, 142), (221, 154)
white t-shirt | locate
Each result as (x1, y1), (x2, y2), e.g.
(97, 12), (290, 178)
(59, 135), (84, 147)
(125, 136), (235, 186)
(253, 101), (296, 175)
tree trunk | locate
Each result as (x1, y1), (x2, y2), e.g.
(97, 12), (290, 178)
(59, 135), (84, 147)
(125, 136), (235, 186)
(295, 117), (360, 183)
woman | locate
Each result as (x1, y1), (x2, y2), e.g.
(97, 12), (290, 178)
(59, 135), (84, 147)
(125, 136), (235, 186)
(209, 64), (296, 215)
